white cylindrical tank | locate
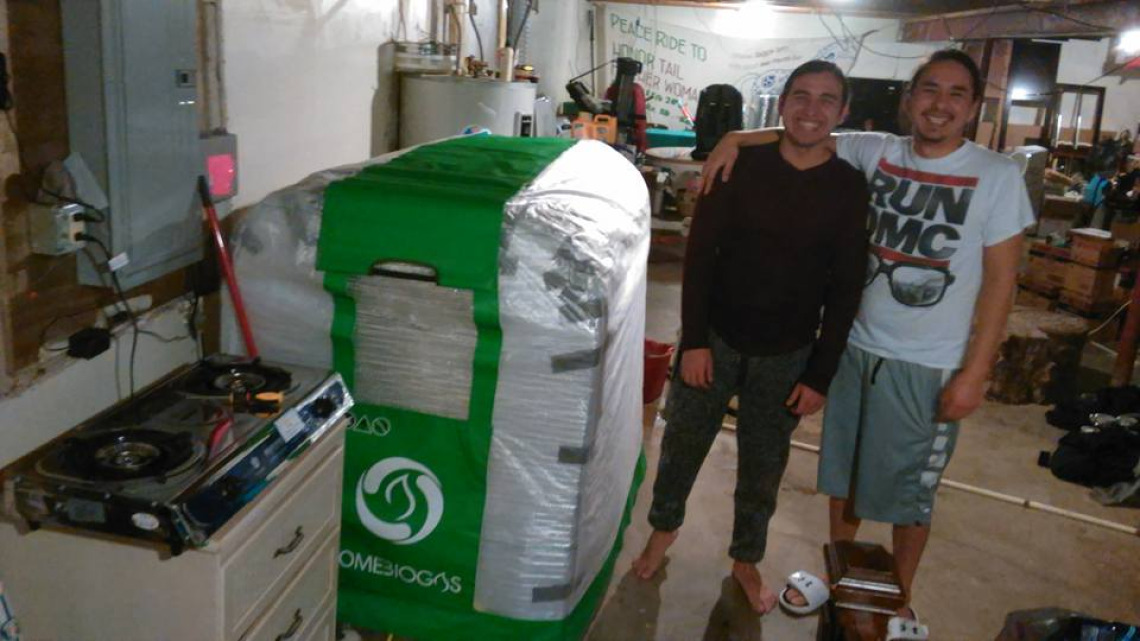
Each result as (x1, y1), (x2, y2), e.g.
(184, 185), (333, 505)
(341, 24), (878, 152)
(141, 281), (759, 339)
(400, 75), (537, 148)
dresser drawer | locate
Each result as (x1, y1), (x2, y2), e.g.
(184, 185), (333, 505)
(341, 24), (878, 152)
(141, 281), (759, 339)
(238, 530), (338, 641)
(224, 446), (343, 638)
(301, 594), (336, 641)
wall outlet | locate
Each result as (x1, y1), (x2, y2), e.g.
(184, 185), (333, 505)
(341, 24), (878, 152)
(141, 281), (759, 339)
(29, 203), (86, 256)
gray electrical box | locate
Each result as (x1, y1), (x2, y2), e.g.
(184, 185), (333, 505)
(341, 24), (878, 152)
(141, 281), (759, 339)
(61, 0), (202, 289)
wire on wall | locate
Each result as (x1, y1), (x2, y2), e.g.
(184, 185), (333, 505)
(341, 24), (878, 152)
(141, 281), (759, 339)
(79, 236), (140, 400)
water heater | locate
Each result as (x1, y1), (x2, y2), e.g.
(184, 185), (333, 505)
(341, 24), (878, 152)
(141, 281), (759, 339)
(400, 75), (537, 148)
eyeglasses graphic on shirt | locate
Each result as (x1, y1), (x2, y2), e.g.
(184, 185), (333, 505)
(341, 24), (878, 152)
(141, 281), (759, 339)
(865, 252), (956, 308)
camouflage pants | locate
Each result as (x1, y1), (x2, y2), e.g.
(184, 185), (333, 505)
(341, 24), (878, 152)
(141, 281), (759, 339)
(650, 332), (811, 563)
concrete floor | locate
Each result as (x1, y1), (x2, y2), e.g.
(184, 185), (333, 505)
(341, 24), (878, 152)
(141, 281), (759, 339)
(583, 260), (1140, 640)
(356, 259), (1140, 641)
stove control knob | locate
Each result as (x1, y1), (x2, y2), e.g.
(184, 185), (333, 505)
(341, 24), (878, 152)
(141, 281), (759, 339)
(311, 397), (337, 419)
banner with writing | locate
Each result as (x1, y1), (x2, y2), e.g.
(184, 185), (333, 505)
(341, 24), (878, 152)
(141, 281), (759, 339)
(602, 9), (858, 130)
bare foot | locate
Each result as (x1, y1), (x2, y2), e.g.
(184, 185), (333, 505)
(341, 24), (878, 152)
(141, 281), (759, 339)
(631, 529), (679, 580)
(783, 586), (808, 608)
(731, 562), (778, 614)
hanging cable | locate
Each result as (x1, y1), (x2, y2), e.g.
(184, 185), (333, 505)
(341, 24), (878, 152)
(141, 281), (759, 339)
(468, 2), (485, 62)
(78, 235), (139, 399)
(510, 0), (535, 52)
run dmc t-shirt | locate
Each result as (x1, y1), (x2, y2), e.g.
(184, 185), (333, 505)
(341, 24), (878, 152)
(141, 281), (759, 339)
(836, 132), (1035, 369)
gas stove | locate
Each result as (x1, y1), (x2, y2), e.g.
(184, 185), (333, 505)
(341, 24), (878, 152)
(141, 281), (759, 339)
(1, 355), (352, 555)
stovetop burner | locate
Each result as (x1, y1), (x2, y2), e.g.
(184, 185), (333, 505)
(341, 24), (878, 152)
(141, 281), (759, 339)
(179, 358), (293, 397)
(2, 355), (352, 554)
(54, 429), (202, 483)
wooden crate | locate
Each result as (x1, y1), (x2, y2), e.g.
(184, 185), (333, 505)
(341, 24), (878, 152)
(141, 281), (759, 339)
(1058, 290), (1120, 317)
(1062, 262), (1117, 301)
(1069, 230), (1122, 268)
(1016, 284), (1058, 310)
(1024, 251), (1068, 291)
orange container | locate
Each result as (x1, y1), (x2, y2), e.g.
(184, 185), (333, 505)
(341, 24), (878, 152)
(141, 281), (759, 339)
(643, 339), (675, 404)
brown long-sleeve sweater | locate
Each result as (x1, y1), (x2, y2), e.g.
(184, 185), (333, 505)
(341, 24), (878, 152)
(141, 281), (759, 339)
(681, 142), (870, 394)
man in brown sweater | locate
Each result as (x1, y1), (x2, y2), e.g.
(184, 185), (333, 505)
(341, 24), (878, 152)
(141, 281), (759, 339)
(631, 60), (869, 614)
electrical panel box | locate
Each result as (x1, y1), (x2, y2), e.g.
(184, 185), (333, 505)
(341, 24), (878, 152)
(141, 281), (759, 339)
(61, 0), (202, 290)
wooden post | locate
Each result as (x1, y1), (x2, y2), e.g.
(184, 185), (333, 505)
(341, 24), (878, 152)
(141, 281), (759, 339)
(1111, 276), (1140, 386)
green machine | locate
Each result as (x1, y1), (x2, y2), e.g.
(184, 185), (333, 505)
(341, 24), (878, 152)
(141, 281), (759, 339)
(288, 136), (651, 640)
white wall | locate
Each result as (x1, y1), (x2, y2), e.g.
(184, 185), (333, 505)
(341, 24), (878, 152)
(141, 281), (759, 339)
(590, 6), (1140, 139)
(522, 0), (594, 104)
(0, 304), (199, 469)
(225, 0), (431, 208)
(595, 4), (944, 85)
(464, 0), (593, 107)
(953, 38), (1139, 137)
(1058, 38), (1140, 136)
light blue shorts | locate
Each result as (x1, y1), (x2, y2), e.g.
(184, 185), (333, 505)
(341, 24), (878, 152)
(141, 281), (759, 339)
(818, 345), (960, 525)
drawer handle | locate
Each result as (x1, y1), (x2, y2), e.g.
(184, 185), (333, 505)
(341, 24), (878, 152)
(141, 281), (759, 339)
(274, 526), (305, 558)
(274, 608), (304, 641)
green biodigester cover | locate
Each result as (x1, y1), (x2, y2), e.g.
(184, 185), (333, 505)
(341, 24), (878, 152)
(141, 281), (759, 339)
(316, 136), (647, 641)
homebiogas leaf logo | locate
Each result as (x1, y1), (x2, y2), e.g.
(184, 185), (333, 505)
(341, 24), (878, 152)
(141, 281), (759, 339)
(355, 457), (444, 545)
(344, 457), (461, 595)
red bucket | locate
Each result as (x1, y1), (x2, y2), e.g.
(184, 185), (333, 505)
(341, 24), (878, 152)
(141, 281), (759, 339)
(643, 339), (675, 404)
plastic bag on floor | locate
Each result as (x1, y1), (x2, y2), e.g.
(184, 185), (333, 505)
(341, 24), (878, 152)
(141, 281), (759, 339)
(1046, 387), (1140, 431)
(994, 608), (1138, 640)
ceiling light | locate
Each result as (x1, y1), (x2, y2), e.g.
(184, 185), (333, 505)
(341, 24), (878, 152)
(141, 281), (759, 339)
(713, 0), (776, 39)
(1010, 87), (1031, 100)
(1119, 29), (1140, 55)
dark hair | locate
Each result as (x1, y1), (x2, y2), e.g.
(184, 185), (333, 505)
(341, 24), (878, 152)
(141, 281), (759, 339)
(781, 59), (849, 106)
(908, 49), (983, 100)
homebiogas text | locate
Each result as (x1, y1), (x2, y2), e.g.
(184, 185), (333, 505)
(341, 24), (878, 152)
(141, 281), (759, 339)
(339, 550), (464, 595)
(609, 14), (708, 64)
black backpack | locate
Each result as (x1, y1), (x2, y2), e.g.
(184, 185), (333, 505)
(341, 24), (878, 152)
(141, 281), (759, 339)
(692, 84), (743, 161)
(1041, 425), (1140, 488)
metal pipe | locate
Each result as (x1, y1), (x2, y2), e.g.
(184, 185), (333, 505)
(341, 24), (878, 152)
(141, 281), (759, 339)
(707, 428), (1140, 537)
(781, 439), (1139, 537)
(781, 439), (1138, 536)
(448, 1), (465, 74)
(498, 0), (509, 50)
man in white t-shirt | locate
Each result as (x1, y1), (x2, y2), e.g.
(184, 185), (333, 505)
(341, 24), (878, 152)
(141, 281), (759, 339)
(700, 49), (1034, 627)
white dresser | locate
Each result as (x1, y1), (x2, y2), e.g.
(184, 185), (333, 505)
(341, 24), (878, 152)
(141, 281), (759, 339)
(0, 420), (346, 641)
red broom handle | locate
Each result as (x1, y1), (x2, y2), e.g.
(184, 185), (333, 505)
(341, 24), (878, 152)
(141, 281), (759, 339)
(198, 176), (259, 359)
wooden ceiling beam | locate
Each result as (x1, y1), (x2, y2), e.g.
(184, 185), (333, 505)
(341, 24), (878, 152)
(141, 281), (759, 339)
(590, 0), (746, 9)
(590, 0), (927, 18)
(900, 1), (1140, 42)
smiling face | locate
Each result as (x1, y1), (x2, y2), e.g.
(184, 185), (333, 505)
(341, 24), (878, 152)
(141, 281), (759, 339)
(778, 71), (849, 150)
(903, 59), (981, 151)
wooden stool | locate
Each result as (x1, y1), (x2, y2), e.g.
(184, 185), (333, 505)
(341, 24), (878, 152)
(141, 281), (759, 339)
(988, 306), (1089, 405)
(817, 542), (905, 641)
(818, 602), (889, 641)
